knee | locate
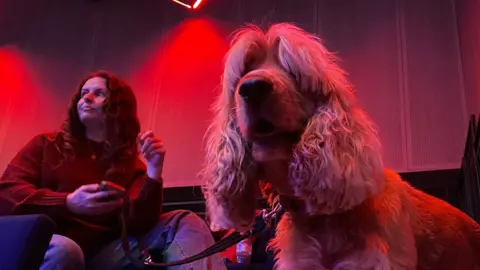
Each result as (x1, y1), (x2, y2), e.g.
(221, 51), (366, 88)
(173, 210), (215, 242)
(173, 210), (210, 230)
(179, 210), (205, 222)
(159, 211), (225, 269)
(158, 210), (213, 240)
(43, 235), (85, 270)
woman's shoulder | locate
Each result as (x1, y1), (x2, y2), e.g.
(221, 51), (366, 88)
(39, 131), (59, 140)
(20, 132), (68, 156)
(11, 132), (61, 162)
(28, 131), (60, 145)
(20, 131), (58, 148)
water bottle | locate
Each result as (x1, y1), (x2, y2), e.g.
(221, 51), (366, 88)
(236, 237), (253, 264)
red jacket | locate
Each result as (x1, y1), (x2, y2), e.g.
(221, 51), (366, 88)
(0, 132), (163, 254)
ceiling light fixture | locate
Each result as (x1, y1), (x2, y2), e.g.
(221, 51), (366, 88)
(171, 0), (203, 10)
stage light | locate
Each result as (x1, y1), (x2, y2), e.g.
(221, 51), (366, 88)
(172, 0), (203, 9)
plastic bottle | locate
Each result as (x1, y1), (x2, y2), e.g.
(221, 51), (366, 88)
(236, 237), (253, 264)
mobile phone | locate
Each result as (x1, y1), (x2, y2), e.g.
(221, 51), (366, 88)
(99, 180), (126, 193)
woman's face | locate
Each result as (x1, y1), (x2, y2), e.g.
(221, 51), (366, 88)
(77, 76), (108, 126)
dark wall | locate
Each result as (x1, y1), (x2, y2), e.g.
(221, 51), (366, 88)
(0, 0), (472, 187)
(455, 0), (480, 116)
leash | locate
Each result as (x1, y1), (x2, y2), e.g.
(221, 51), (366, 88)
(120, 198), (283, 268)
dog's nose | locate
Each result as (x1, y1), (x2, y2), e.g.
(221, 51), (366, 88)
(238, 78), (273, 104)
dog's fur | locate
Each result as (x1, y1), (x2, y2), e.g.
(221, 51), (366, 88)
(202, 23), (480, 269)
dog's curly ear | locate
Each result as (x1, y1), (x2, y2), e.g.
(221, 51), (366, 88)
(291, 92), (385, 215)
(201, 29), (264, 231)
(202, 106), (257, 232)
(272, 24), (385, 215)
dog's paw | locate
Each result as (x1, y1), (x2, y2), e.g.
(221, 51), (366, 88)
(209, 222), (225, 232)
(208, 217), (254, 233)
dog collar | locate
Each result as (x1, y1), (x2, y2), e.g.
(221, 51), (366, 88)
(278, 194), (302, 212)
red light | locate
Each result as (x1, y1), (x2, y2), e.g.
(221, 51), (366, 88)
(172, 0), (203, 9)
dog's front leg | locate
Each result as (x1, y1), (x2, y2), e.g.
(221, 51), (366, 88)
(332, 247), (390, 270)
(331, 233), (417, 270)
(269, 214), (328, 270)
(332, 218), (417, 270)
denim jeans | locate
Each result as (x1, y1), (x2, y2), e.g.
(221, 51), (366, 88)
(40, 210), (226, 270)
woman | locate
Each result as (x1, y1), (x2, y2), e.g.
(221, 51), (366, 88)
(0, 70), (225, 270)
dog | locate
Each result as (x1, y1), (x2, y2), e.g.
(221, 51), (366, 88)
(202, 23), (480, 270)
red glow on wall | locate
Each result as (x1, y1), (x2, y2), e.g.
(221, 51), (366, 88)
(129, 18), (228, 186)
(0, 47), (29, 102)
(172, 0), (203, 10)
(0, 46), (54, 118)
(0, 46), (56, 167)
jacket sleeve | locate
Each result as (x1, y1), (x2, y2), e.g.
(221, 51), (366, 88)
(124, 158), (163, 234)
(0, 134), (69, 222)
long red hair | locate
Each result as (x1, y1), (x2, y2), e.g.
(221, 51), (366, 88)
(54, 70), (140, 166)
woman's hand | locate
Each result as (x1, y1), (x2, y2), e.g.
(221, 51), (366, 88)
(138, 131), (166, 181)
(66, 183), (124, 215)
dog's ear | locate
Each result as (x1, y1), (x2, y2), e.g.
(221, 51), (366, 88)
(290, 92), (385, 215)
(272, 23), (385, 215)
(201, 29), (263, 231)
(202, 105), (257, 231)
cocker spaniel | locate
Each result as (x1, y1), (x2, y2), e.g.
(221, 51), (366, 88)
(202, 23), (480, 270)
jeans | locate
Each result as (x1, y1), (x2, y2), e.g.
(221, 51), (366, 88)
(40, 210), (226, 270)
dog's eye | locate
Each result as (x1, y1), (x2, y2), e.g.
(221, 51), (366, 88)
(242, 43), (266, 76)
(242, 59), (254, 77)
(288, 71), (305, 91)
(243, 55), (260, 76)
(242, 65), (252, 76)
(315, 90), (332, 107)
(289, 71), (298, 82)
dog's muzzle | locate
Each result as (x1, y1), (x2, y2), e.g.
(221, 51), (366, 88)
(238, 77), (273, 105)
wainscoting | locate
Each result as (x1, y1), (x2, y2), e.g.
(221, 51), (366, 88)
(163, 169), (463, 220)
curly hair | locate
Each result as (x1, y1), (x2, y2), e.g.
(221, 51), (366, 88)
(202, 23), (385, 231)
(53, 70), (140, 167)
